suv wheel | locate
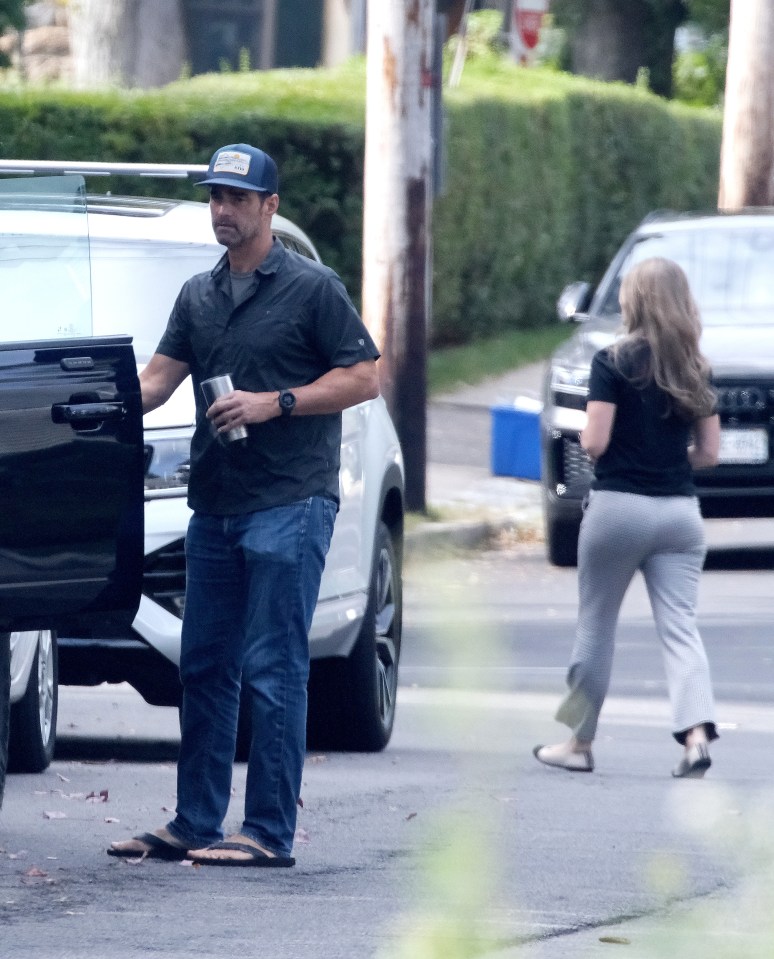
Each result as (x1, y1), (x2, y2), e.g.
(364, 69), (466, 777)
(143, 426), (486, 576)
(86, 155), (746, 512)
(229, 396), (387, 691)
(0, 633), (10, 808)
(545, 512), (580, 567)
(307, 521), (402, 752)
(9, 630), (58, 773)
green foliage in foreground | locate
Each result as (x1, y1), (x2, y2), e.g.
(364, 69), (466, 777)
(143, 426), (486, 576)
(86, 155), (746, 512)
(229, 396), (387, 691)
(0, 58), (722, 347)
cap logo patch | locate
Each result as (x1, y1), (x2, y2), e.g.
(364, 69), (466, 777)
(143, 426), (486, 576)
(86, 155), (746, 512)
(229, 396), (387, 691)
(212, 150), (251, 177)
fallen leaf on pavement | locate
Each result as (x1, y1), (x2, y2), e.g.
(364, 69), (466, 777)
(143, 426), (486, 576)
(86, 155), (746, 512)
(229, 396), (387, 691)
(405, 812), (417, 821)
(86, 790), (109, 803)
(599, 936), (631, 945)
(23, 867), (48, 878)
(43, 811), (67, 820)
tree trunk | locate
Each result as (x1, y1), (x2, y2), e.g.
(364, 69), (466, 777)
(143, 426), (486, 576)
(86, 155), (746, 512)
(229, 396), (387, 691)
(438, 0), (467, 37)
(718, 0), (774, 209)
(643, 1), (685, 97)
(69, 0), (186, 89)
(569, 0), (648, 85)
(566, 0), (684, 95)
(362, 0), (435, 512)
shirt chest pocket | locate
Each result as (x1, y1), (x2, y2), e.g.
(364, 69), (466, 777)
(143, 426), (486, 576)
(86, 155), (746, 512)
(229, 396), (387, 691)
(235, 308), (313, 360)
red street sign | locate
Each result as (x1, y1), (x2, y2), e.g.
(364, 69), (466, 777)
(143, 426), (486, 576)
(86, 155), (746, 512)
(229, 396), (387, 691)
(514, 1), (549, 51)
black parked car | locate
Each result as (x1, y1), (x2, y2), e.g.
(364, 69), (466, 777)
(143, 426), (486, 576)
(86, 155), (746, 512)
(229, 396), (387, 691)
(541, 209), (774, 566)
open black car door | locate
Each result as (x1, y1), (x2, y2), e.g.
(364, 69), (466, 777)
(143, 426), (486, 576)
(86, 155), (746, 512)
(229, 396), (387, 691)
(0, 175), (144, 806)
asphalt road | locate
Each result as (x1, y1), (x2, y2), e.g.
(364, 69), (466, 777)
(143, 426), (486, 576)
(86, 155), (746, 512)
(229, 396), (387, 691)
(2, 538), (773, 959)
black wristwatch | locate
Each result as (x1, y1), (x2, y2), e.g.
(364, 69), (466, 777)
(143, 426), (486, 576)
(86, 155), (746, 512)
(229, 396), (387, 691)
(278, 389), (296, 417)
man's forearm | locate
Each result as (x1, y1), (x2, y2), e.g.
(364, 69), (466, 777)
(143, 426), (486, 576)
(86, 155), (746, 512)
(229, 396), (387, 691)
(139, 354), (191, 414)
(291, 361), (380, 416)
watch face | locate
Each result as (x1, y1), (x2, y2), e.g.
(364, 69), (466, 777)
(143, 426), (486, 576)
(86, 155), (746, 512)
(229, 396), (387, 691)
(280, 390), (295, 412)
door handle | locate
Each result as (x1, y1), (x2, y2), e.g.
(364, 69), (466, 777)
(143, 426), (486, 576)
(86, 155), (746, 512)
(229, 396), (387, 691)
(51, 402), (125, 426)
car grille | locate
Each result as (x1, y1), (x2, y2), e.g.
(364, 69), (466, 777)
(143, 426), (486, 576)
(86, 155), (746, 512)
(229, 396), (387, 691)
(143, 538), (186, 617)
(714, 384), (771, 421)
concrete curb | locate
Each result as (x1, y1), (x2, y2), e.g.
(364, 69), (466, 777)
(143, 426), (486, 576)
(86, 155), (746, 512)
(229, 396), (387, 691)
(404, 514), (541, 557)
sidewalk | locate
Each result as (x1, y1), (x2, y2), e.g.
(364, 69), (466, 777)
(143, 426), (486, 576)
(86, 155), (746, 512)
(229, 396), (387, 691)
(407, 362), (546, 554)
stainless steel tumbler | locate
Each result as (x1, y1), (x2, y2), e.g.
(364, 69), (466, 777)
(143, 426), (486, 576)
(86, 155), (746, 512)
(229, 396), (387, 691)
(200, 374), (248, 443)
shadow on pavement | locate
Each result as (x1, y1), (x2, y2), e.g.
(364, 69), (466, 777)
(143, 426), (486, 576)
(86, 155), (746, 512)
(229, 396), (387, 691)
(54, 737), (180, 764)
(704, 545), (774, 571)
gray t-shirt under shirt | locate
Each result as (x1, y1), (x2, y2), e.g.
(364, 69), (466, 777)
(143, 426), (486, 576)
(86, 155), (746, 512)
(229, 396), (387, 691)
(229, 269), (255, 308)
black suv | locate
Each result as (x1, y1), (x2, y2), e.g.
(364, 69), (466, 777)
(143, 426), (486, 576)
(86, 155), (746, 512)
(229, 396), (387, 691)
(541, 210), (774, 566)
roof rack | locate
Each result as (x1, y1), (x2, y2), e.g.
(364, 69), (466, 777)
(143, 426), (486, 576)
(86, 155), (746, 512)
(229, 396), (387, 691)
(0, 159), (208, 180)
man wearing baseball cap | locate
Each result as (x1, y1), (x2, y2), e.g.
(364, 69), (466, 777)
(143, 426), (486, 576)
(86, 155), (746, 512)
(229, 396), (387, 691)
(198, 142), (279, 194)
(109, 143), (380, 867)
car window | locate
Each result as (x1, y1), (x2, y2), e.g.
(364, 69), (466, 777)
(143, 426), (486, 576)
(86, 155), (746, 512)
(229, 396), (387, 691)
(599, 225), (774, 326)
(0, 175), (92, 341)
(294, 240), (317, 260)
(89, 237), (221, 362)
(276, 231), (318, 261)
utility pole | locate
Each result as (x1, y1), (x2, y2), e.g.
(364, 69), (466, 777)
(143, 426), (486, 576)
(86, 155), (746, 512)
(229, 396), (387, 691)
(362, 0), (435, 513)
(718, 0), (774, 208)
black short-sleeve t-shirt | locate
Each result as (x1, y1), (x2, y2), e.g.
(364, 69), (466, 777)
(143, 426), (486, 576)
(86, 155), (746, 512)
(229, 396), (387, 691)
(588, 343), (696, 497)
(156, 239), (380, 515)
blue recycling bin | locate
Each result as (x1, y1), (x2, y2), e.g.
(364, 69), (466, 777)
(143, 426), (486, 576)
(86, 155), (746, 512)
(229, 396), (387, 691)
(490, 400), (542, 480)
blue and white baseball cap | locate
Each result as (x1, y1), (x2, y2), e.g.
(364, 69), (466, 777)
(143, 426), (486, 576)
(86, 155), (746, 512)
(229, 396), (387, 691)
(197, 143), (279, 194)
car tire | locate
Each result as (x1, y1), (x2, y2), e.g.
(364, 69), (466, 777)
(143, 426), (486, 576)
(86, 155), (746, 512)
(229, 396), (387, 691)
(8, 630), (58, 774)
(0, 633), (10, 808)
(307, 520), (402, 752)
(545, 513), (580, 568)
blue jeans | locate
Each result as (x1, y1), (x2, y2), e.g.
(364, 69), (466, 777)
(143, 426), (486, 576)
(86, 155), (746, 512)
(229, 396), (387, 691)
(166, 497), (336, 857)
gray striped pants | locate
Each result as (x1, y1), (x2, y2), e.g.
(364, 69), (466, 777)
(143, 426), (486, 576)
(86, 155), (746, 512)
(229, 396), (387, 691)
(555, 490), (718, 745)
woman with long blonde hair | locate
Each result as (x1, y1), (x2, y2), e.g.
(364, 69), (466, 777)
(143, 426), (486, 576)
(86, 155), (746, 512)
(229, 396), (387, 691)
(534, 258), (721, 778)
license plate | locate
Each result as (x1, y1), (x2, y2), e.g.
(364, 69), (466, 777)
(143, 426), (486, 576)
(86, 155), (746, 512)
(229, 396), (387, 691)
(718, 428), (769, 465)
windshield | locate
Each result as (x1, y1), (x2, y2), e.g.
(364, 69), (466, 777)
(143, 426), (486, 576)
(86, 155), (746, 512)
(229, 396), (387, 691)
(598, 224), (774, 326)
(0, 174), (92, 341)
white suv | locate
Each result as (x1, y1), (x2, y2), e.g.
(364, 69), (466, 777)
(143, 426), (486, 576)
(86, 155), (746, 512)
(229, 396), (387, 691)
(0, 161), (405, 778)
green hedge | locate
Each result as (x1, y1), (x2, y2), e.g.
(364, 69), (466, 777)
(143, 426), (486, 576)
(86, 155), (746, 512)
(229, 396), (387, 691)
(0, 59), (722, 346)
(0, 69), (367, 297)
(434, 62), (721, 344)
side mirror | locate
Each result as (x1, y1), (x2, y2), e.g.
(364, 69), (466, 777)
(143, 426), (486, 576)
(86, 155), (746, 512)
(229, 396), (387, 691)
(556, 281), (592, 323)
